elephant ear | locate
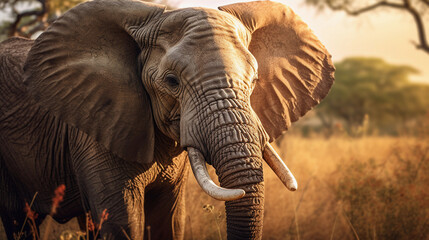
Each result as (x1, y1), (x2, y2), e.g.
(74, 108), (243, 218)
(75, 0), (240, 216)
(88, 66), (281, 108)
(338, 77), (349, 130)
(219, 1), (335, 142)
(24, 0), (165, 163)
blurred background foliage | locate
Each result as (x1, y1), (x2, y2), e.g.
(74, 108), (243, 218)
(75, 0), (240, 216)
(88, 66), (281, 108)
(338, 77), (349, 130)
(312, 57), (429, 137)
(0, 0), (85, 39)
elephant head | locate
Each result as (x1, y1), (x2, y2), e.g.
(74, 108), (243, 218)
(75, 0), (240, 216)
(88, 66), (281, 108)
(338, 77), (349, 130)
(23, 0), (334, 239)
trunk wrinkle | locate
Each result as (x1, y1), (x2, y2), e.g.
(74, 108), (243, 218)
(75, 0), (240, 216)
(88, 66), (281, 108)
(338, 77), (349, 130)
(185, 94), (267, 239)
(211, 140), (264, 240)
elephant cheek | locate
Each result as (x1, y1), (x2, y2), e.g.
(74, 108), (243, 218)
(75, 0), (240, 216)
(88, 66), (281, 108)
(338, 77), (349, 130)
(179, 108), (205, 151)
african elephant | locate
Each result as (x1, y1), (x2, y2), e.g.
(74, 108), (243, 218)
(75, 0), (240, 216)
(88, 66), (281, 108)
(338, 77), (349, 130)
(0, 0), (334, 239)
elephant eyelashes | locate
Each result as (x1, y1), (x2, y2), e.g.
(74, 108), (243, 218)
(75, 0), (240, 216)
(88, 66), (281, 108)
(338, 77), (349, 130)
(165, 74), (180, 88)
(251, 76), (258, 89)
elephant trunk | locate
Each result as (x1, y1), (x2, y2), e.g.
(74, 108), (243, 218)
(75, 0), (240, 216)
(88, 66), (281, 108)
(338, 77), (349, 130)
(214, 141), (265, 239)
(188, 141), (264, 239)
(205, 108), (266, 239)
(183, 91), (296, 238)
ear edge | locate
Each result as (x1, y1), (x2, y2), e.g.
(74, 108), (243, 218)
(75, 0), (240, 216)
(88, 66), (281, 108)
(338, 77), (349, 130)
(219, 1), (335, 142)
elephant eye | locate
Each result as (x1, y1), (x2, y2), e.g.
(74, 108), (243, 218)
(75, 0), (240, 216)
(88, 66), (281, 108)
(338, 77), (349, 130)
(253, 72), (258, 82)
(165, 74), (179, 88)
(252, 74), (258, 87)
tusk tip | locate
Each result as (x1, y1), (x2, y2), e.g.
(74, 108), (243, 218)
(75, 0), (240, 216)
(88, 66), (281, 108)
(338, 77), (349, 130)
(188, 147), (247, 201)
(237, 189), (246, 197)
(263, 143), (299, 193)
(219, 189), (246, 201)
(287, 181), (298, 191)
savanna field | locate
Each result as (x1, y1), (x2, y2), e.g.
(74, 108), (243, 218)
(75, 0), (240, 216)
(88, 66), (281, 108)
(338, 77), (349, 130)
(2, 134), (428, 240)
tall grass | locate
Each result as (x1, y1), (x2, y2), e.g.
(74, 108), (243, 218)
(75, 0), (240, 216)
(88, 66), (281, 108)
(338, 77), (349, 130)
(334, 141), (429, 240)
(186, 135), (429, 240)
(1, 136), (428, 239)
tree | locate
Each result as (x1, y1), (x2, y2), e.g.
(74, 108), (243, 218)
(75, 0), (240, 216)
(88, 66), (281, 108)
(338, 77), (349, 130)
(0, 0), (85, 39)
(304, 0), (429, 54)
(0, 0), (177, 40)
(317, 57), (429, 135)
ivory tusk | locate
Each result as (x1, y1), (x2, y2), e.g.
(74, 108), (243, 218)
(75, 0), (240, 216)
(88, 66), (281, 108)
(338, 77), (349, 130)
(263, 143), (298, 191)
(187, 147), (246, 201)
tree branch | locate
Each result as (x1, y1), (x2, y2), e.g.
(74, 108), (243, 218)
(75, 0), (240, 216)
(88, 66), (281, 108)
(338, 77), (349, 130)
(325, 0), (406, 15)
(8, 0), (46, 37)
(324, 0), (429, 54)
(404, 0), (429, 53)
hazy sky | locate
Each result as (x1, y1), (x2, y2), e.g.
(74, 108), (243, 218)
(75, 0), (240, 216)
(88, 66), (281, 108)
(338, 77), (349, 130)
(178, 0), (429, 84)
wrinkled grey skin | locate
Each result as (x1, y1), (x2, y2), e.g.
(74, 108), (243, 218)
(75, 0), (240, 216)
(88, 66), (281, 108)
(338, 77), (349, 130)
(0, 0), (334, 239)
(1, 39), (188, 240)
(1, 37), (189, 240)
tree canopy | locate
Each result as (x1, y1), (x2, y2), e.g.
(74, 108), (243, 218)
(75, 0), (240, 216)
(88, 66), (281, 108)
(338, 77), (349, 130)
(316, 57), (429, 135)
(0, 0), (85, 39)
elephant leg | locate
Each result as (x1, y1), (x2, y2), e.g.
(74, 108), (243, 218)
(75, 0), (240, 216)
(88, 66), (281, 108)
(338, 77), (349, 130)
(73, 151), (146, 239)
(144, 160), (189, 240)
(1, 211), (26, 240)
(1, 210), (44, 240)
(1, 155), (43, 240)
(144, 183), (187, 240)
(69, 133), (146, 239)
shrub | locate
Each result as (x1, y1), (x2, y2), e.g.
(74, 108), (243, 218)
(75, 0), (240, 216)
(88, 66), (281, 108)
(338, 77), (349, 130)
(334, 142), (429, 239)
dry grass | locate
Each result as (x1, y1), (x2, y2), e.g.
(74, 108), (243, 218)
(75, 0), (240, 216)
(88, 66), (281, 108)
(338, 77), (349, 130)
(1, 135), (428, 239)
(186, 135), (429, 240)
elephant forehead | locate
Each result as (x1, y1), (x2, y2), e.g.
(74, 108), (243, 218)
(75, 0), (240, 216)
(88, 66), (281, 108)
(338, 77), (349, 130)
(158, 8), (257, 78)
(161, 8), (250, 45)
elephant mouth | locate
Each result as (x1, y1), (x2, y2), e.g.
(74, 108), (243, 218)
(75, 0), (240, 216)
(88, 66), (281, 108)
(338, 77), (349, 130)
(169, 115), (180, 126)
